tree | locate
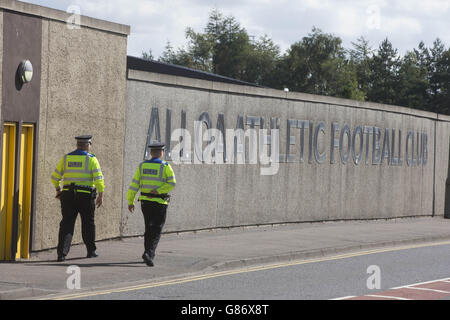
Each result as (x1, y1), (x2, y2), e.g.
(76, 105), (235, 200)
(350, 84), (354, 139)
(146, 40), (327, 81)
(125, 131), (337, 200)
(434, 48), (450, 114)
(243, 35), (281, 86)
(348, 36), (373, 98)
(149, 10), (450, 111)
(157, 9), (283, 86)
(428, 39), (448, 113)
(408, 39), (450, 114)
(334, 61), (366, 101)
(205, 9), (252, 79)
(183, 28), (214, 72)
(395, 50), (429, 110)
(142, 49), (154, 61)
(159, 41), (198, 70)
(157, 9), (259, 80)
(279, 27), (364, 100)
(158, 42), (177, 64)
(367, 38), (400, 105)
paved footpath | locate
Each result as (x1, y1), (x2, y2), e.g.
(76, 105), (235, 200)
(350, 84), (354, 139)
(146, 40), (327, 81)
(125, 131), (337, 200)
(0, 216), (449, 300)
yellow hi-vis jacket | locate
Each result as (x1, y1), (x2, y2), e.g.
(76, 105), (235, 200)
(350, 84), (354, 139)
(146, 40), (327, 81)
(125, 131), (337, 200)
(51, 149), (105, 193)
(127, 158), (176, 205)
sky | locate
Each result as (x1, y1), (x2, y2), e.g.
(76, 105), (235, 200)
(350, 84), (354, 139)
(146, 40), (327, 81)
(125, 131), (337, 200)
(21, 0), (450, 59)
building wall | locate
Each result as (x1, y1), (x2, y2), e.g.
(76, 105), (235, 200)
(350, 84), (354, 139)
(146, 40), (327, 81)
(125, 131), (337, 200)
(435, 115), (450, 217)
(0, 1), (130, 253)
(0, 0), (129, 251)
(123, 69), (450, 236)
(1, 11), (41, 122)
(1, 9), (43, 259)
(34, 18), (128, 250)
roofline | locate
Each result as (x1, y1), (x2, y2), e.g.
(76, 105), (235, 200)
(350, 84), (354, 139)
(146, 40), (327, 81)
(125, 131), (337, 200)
(0, 0), (130, 36)
(127, 56), (263, 88)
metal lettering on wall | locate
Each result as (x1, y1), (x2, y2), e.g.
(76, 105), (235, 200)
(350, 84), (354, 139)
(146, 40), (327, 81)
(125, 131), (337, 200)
(143, 107), (428, 170)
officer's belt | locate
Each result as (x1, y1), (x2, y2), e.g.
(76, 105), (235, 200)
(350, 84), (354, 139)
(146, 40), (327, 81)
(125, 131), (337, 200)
(63, 184), (95, 193)
(140, 192), (170, 200)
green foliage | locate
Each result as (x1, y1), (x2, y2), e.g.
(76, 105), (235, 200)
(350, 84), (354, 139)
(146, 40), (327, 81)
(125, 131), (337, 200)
(395, 50), (429, 110)
(147, 10), (450, 114)
(242, 35), (281, 85)
(348, 36), (373, 97)
(277, 27), (364, 100)
(366, 38), (401, 105)
(141, 49), (154, 61)
(440, 50), (450, 114)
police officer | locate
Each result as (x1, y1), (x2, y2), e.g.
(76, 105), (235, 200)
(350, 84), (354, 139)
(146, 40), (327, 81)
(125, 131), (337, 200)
(51, 135), (105, 262)
(127, 142), (176, 267)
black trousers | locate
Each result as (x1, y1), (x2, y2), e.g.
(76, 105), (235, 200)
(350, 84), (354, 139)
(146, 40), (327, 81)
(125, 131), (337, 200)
(57, 191), (96, 257)
(141, 200), (167, 260)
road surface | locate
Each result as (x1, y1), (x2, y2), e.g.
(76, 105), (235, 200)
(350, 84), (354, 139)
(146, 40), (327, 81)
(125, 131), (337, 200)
(47, 241), (450, 301)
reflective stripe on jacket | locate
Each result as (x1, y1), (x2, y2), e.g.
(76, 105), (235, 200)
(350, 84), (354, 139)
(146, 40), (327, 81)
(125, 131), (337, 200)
(51, 149), (105, 193)
(127, 158), (176, 205)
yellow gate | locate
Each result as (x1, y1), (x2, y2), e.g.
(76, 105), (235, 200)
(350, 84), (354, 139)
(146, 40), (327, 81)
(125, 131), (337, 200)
(0, 123), (16, 260)
(0, 123), (34, 260)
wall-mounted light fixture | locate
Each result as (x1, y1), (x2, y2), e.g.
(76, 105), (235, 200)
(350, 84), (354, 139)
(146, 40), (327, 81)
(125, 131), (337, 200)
(19, 60), (33, 84)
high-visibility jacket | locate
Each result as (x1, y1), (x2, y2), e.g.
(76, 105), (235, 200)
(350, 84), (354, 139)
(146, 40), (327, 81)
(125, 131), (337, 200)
(51, 149), (105, 194)
(127, 158), (176, 205)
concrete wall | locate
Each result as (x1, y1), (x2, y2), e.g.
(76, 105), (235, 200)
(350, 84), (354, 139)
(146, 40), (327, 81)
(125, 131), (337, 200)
(123, 69), (450, 236)
(25, 6), (129, 250)
(435, 115), (450, 217)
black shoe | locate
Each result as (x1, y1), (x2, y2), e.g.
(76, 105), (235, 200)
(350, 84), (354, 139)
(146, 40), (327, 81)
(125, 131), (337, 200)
(142, 253), (154, 267)
(57, 255), (65, 262)
(87, 250), (99, 258)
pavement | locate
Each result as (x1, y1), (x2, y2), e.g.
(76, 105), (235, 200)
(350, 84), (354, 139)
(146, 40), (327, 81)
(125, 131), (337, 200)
(0, 216), (449, 300)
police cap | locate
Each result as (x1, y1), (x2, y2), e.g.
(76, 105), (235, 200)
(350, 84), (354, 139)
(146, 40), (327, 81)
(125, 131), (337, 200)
(148, 142), (165, 150)
(75, 135), (92, 144)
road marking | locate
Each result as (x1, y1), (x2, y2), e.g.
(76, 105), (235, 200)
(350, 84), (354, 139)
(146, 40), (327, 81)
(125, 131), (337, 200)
(330, 296), (356, 300)
(404, 287), (450, 294)
(366, 295), (410, 300)
(391, 277), (450, 289)
(337, 278), (450, 300)
(39, 240), (450, 300)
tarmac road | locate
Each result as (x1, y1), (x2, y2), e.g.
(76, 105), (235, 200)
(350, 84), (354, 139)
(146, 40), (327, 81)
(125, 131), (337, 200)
(61, 241), (450, 300)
